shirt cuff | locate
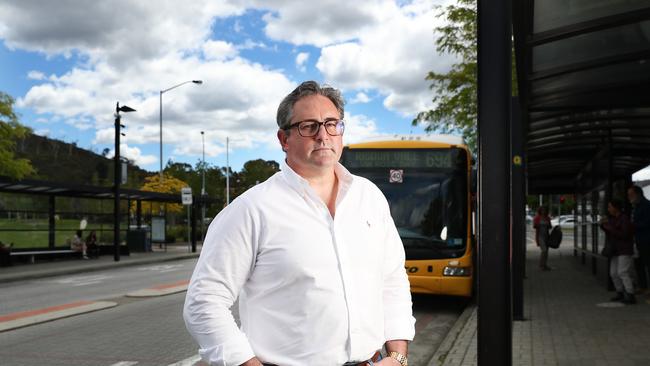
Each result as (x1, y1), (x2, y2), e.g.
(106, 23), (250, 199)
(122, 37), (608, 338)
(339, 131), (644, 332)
(195, 331), (256, 366)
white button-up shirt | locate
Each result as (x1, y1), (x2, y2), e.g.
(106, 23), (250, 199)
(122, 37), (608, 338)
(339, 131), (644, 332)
(184, 161), (415, 366)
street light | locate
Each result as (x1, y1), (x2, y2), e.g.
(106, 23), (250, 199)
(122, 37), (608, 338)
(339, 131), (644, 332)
(200, 131), (206, 243)
(114, 102), (136, 262)
(224, 136), (243, 206)
(159, 79), (203, 181)
(226, 137), (230, 205)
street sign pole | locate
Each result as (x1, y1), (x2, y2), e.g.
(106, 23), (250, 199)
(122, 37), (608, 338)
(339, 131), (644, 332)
(181, 187), (193, 252)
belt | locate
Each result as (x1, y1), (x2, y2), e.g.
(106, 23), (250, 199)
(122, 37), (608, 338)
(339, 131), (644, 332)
(343, 351), (382, 366)
(262, 351), (382, 366)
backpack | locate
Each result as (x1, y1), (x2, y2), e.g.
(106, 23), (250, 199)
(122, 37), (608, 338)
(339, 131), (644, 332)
(548, 226), (562, 249)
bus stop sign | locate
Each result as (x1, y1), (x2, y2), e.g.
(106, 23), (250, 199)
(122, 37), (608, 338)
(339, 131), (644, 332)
(181, 187), (193, 205)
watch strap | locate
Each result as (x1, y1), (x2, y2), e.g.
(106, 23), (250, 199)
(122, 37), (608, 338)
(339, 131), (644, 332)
(388, 351), (408, 366)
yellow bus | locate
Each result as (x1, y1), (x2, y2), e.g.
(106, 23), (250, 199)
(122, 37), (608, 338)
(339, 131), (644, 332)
(341, 135), (474, 297)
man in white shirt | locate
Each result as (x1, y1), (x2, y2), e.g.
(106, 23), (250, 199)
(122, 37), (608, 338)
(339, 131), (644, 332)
(184, 81), (415, 366)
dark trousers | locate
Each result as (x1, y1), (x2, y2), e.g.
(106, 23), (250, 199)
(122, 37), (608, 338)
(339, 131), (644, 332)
(635, 244), (650, 289)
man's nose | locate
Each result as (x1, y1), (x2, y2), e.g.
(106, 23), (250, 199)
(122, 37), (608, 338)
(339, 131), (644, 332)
(314, 123), (330, 140)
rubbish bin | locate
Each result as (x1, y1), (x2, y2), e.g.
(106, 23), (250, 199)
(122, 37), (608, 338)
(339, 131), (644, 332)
(127, 229), (147, 252)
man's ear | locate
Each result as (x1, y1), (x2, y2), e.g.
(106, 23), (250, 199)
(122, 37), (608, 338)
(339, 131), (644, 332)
(277, 129), (288, 152)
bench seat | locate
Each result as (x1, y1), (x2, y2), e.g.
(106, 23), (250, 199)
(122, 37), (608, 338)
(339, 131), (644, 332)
(10, 249), (79, 263)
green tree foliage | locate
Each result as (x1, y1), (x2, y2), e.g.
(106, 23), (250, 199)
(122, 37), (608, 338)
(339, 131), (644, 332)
(239, 159), (280, 190)
(414, 0), (518, 153)
(0, 92), (35, 179)
(414, 0), (477, 150)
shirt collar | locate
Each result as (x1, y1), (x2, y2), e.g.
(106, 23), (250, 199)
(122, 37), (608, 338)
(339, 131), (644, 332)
(280, 160), (354, 201)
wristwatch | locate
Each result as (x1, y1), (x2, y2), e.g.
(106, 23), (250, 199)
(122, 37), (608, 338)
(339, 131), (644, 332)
(388, 351), (408, 366)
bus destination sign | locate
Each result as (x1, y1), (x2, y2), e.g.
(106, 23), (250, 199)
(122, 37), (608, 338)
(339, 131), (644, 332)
(344, 149), (454, 169)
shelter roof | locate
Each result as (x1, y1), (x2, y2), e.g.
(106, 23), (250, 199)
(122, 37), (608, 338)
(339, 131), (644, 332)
(513, 1), (650, 193)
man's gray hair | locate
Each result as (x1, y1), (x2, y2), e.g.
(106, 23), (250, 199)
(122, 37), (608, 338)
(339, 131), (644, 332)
(276, 80), (345, 130)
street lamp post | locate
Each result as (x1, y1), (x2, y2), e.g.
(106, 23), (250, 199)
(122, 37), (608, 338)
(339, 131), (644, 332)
(159, 80), (203, 181)
(200, 131), (206, 243)
(114, 102), (136, 262)
(226, 136), (230, 205)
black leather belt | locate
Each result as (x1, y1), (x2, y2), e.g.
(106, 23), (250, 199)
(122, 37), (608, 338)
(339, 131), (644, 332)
(262, 350), (382, 366)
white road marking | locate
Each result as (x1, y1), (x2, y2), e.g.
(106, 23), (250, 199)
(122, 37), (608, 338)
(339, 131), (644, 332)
(137, 264), (184, 272)
(167, 354), (203, 366)
(72, 280), (105, 287)
(44, 274), (113, 286)
(108, 361), (138, 366)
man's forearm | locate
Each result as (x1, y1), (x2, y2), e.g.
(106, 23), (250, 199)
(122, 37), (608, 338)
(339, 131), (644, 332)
(385, 339), (408, 355)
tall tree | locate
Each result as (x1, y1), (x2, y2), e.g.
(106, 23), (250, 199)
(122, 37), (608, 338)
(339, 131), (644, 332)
(136, 174), (189, 214)
(413, 0), (477, 151)
(414, 0), (518, 152)
(239, 159), (280, 190)
(0, 92), (35, 179)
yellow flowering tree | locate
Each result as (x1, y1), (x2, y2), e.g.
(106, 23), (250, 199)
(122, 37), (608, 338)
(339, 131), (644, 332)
(134, 174), (188, 214)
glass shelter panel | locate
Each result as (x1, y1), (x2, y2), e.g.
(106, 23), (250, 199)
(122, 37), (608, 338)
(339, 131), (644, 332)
(534, 0), (649, 33)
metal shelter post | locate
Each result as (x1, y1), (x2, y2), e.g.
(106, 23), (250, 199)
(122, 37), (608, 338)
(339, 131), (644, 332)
(511, 96), (526, 321)
(191, 200), (197, 253)
(136, 200), (142, 229)
(114, 103), (122, 262)
(48, 195), (55, 249)
(477, 0), (512, 364)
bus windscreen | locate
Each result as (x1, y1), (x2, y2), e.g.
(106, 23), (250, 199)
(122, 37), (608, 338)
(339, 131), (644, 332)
(341, 148), (468, 259)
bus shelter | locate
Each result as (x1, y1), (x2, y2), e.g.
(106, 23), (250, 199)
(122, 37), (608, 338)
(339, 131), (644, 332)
(478, 0), (650, 364)
(0, 176), (212, 254)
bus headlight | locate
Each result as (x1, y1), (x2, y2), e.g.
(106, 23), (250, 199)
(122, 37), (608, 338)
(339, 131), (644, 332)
(443, 266), (471, 276)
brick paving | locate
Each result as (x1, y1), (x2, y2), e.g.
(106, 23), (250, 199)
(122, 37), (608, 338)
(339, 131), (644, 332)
(430, 233), (650, 366)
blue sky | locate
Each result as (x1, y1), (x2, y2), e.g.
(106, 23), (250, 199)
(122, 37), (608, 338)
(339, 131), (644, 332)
(0, 0), (455, 172)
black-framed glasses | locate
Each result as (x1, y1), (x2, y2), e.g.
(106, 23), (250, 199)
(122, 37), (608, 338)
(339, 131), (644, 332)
(284, 119), (345, 137)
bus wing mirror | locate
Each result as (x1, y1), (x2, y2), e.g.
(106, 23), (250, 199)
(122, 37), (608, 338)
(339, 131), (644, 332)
(440, 226), (447, 241)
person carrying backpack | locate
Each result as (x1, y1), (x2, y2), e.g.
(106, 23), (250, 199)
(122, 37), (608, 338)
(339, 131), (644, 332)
(534, 206), (552, 271)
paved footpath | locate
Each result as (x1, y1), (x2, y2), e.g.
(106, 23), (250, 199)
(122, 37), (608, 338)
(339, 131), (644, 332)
(0, 244), (200, 283)
(430, 233), (650, 366)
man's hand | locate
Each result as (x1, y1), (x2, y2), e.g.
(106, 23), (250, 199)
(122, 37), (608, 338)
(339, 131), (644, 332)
(240, 357), (263, 366)
(374, 357), (401, 365)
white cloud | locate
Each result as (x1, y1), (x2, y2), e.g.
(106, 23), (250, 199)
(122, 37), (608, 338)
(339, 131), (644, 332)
(106, 143), (158, 166)
(259, 0), (387, 47)
(343, 113), (381, 143)
(351, 92), (371, 104)
(65, 117), (93, 131)
(315, 1), (455, 116)
(1, 0), (454, 170)
(295, 52), (309, 72)
(27, 70), (46, 80)
(16, 43), (295, 163)
(202, 40), (238, 61)
(0, 0), (246, 65)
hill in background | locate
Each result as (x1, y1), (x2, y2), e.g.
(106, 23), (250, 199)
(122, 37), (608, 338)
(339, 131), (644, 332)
(14, 133), (149, 189)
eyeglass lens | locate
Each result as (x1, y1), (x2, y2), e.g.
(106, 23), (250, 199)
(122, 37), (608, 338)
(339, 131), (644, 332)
(298, 120), (344, 137)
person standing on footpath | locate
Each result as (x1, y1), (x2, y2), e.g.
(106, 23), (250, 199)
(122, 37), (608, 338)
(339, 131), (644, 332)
(601, 199), (636, 304)
(533, 206), (552, 271)
(628, 185), (650, 294)
(184, 81), (415, 366)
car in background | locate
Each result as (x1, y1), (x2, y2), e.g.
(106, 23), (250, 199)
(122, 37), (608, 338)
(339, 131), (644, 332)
(551, 215), (577, 229)
(525, 214), (533, 225)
